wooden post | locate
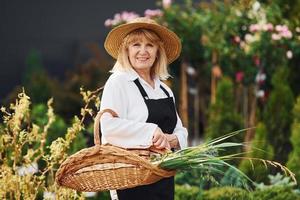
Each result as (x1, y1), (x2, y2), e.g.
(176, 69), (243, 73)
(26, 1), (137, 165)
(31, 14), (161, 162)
(179, 61), (189, 130)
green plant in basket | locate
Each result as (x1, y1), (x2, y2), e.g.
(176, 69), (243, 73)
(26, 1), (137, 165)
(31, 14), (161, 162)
(151, 128), (297, 188)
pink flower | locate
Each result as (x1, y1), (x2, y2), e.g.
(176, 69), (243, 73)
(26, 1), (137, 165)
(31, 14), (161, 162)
(162, 0), (172, 9)
(104, 11), (140, 27)
(263, 23), (274, 31)
(280, 30), (292, 38)
(253, 56), (260, 66)
(235, 71), (244, 83)
(275, 25), (288, 32)
(249, 24), (260, 32)
(144, 9), (163, 18)
(104, 19), (113, 27)
(121, 11), (140, 22)
(271, 33), (281, 40)
(233, 36), (241, 43)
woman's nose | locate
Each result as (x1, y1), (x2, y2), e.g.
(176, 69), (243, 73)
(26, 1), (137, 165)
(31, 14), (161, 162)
(139, 46), (148, 54)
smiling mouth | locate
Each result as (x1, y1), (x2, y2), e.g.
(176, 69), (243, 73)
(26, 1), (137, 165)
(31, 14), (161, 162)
(136, 58), (149, 61)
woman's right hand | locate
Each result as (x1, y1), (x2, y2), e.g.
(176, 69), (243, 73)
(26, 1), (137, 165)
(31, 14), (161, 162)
(152, 127), (171, 150)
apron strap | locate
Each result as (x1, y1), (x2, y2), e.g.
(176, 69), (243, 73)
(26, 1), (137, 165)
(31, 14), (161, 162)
(134, 78), (171, 99)
(160, 85), (170, 97)
(134, 79), (149, 100)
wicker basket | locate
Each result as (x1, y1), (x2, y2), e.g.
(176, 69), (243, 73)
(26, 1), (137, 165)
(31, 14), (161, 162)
(55, 109), (176, 192)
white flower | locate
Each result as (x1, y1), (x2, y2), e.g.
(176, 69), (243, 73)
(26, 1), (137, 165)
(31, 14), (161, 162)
(83, 192), (97, 197)
(43, 192), (56, 200)
(235, 10), (242, 17)
(252, 1), (261, 12)
(256, 90), (265, 98)
(186, 65), (196, 76)
(255, 73), (266, 83)
(189, 88), (197, 95)
(286, 50), (293, 59)
(245, 34), (255, 43)
(162, 0), (172, 9)
(17, 162), (38, 176)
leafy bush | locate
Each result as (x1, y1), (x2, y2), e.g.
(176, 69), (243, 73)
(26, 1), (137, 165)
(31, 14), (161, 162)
(252, 186), (300, 200)
(201, 186), (250, 200)
(206, 77), (244, 157)
(263, 67), (294, 164)
(175, 185), (200, 200)
(287, 96), (300, 185)
(220, 168), (249, 189)
(239, 122), (274, 183)
(0, 88), (101, 199)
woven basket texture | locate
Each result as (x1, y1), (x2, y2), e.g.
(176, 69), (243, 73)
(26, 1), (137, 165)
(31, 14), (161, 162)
(55, 109), (175, 192)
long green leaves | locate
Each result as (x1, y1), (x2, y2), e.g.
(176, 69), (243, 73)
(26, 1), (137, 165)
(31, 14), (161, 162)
(151, 128), (297, 187)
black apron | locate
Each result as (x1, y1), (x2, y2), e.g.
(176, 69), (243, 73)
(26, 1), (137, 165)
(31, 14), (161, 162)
(117, 79), (177, 200)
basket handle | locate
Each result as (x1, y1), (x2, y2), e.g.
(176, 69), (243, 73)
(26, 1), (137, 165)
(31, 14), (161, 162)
(94, 109), (119, 145)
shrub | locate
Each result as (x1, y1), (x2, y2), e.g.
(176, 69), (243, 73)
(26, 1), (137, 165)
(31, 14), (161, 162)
(0, 88), (100, 199)
(239, 122), (274, 183)
(252, 186), (300, 200)
(206, 77), (244, 157)
(263, 67), (294, 164)
(175, 185), (200, 200)
(201, 186), (251, 200)
(287, 96), (300, 185)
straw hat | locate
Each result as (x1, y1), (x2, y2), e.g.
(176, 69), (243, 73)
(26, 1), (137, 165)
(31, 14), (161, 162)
(104, 17), (181, 64)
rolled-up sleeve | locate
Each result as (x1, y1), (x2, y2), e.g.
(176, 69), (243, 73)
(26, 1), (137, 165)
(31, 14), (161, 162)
(173, 113), (188, 149)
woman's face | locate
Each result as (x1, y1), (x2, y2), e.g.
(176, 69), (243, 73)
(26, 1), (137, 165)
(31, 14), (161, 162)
(127, 36), (158, 72)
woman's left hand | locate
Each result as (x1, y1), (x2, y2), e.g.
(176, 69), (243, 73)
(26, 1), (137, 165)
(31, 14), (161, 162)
(152, 127), (171, 149)
(165, 134), (179, 149)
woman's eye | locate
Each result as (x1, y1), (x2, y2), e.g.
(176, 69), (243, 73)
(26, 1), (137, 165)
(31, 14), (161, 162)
(147, 43), (154, 47)
(132, 43), (140, 47)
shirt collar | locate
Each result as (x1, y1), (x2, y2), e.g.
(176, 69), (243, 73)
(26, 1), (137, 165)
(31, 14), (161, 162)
(124, 68), (161, 89)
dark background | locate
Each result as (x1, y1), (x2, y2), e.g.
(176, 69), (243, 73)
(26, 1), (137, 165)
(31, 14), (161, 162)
(0, 0), (157, 99)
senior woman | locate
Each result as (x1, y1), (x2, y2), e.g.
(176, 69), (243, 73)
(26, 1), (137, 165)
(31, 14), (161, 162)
(100, 17), (188, 200)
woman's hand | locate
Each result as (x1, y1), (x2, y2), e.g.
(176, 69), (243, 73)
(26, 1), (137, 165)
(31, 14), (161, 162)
(152, 127), (171, 149)
(165, 134), (179, 149)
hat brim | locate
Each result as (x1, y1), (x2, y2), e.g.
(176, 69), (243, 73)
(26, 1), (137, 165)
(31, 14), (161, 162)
(104, 22), (181, 64)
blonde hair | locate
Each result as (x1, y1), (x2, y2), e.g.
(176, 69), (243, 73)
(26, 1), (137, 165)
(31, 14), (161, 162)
(110, 29), (170, 80)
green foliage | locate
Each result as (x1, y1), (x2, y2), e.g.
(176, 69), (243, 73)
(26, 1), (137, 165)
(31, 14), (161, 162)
(252, 186), (300, 200)
(201, 186), (251, 200)
(175, 169), (204, 187)
(239, 122), (274, 183)
(160, 0), (205, 62)
(287, 96), (300, 185)
(254, 173), (297, 190)
(263, 67), (294, 164)
(220, 168), (249, 189)
(0, 88), (100, 199)
(31, 103), (67, 146)
(175, 184), (200, 200)
(31, 103), (87, 155)
(206, 77), (244, 156)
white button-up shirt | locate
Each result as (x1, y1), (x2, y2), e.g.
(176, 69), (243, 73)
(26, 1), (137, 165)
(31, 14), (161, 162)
(99, 69), (188, 149)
